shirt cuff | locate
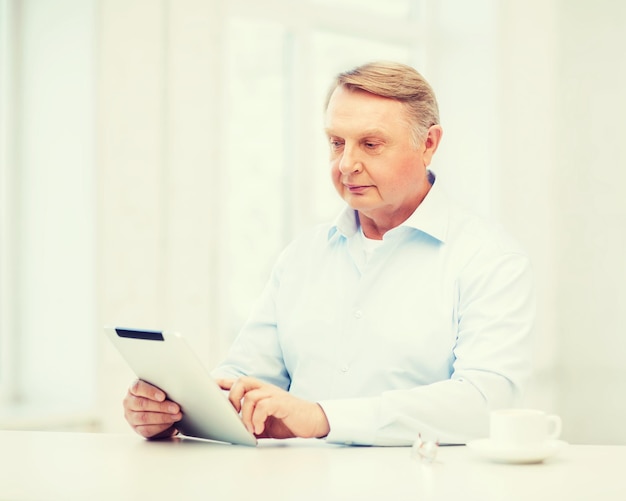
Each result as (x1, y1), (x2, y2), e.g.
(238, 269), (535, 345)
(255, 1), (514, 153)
(317, 397), (380, 446)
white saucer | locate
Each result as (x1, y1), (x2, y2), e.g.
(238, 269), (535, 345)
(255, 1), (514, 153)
(467, 439), (567, 464)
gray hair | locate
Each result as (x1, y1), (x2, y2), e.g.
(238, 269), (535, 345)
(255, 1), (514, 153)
(325, 61), (440, 148)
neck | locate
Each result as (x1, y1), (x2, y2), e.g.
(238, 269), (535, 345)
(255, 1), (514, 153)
(359, 175), (432, 240)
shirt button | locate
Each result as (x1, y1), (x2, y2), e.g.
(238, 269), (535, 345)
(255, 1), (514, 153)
(354, 309), (363, 319)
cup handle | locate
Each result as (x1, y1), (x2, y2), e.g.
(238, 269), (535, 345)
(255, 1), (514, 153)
(546, 415), (562, 440)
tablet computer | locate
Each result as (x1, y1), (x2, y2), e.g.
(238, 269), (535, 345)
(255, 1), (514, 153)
(105, 326), (257, 446)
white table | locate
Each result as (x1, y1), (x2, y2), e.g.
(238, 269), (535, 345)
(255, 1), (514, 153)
(1, 430), (624, 500)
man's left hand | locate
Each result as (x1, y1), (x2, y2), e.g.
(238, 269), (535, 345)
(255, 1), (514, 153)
(218, 377), (330, 440)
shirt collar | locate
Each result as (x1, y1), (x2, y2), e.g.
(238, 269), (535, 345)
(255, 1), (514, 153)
(328, 171), (449, 243)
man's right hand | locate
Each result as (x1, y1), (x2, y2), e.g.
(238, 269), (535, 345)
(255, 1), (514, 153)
(123, 379), (183, 439)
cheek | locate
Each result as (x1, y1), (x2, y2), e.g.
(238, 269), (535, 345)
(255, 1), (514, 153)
(330, 155), (341, 172)
(374, 169), (409, 198)
(330, 161), (341, 183)
(390, 158), (422, 188)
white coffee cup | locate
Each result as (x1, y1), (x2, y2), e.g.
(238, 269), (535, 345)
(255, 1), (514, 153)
(490, 409), (562, 447)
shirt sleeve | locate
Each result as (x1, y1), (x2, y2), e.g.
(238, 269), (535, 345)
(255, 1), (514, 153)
(320, 251), (535, 446)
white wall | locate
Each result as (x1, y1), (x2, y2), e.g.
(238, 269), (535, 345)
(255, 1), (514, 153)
(97, 0), (226, 432)
(498, 0), (626, 444)
(551, 0), (626, 444)
(496, 0), (560, 416)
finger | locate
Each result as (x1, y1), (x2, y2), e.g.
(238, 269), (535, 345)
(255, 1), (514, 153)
(136, 423), (179, 439)
(124, 392), (180, 415)
(228, 377), (262, 412)
(216, 378), (235, 390)
(251, 398), (273, 435)
(129, 379), (166, 402)
(125, 406), (182, 425)
(239, 389), (269, 434)
(124, 393), (182, 429)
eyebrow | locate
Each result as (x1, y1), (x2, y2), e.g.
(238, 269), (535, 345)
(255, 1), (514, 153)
(324, 127), (389, 138)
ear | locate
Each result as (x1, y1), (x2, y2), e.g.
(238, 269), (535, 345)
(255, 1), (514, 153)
(421, 125), (443, 167)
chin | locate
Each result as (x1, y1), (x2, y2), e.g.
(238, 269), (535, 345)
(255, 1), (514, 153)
(345, 199), (374, 212)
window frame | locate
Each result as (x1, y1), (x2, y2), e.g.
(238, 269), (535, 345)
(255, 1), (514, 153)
(0, 0), (16, 404)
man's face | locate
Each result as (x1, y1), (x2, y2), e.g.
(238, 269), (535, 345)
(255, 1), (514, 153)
(324, 86), (437, 226)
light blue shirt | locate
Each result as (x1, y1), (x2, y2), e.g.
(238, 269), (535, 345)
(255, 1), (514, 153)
(214, 174), (535, 445)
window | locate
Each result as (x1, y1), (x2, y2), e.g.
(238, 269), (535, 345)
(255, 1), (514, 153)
(220, 0), (426, 343)
(0, 0), (97, 425)
(3, 0), (502, 431)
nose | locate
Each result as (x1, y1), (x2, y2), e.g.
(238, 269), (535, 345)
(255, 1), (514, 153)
(338, 145), (363, 175)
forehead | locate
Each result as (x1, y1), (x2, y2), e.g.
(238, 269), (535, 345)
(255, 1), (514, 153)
(324, 86), (409, 135)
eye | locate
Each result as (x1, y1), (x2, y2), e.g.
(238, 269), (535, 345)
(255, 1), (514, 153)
(362, 139), (382, 151)
(329, 138), (344, 151)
